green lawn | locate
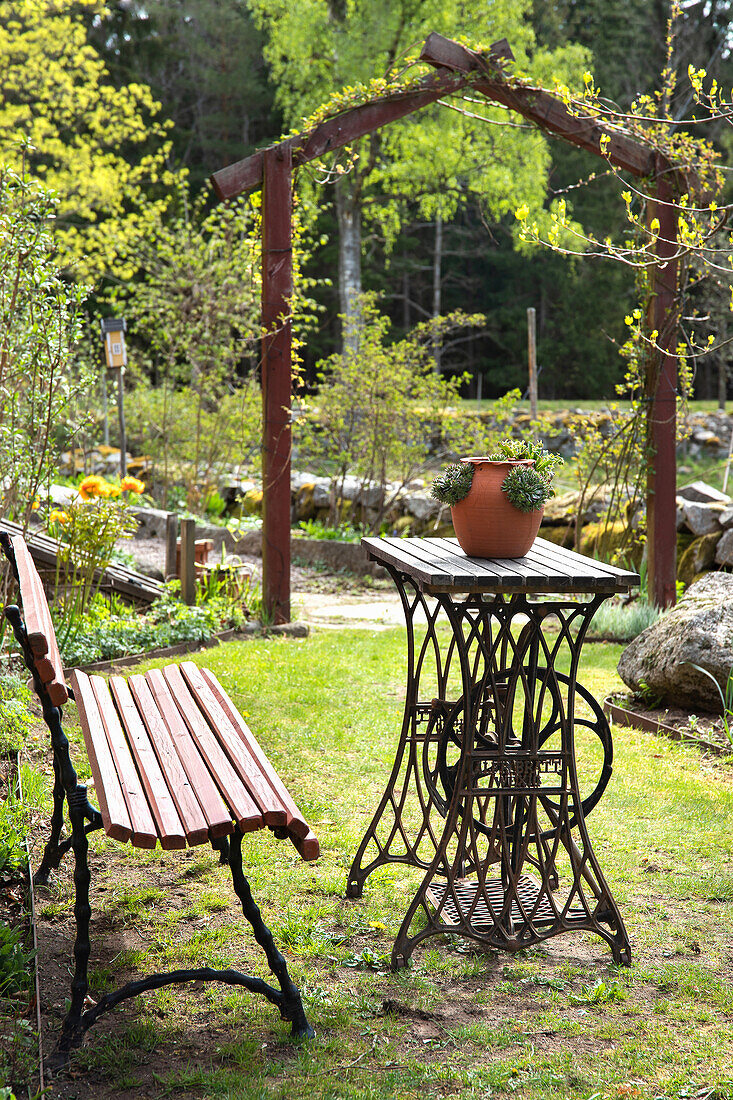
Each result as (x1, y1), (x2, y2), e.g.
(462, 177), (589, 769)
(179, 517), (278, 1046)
(24, 628), (733, 1100)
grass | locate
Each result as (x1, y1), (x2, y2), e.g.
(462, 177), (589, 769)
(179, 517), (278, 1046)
(22, 626), (733, 1099)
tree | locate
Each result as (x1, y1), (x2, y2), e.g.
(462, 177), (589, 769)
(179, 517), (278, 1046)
(89, 0), (279, 195)
(0, 0), (176, 279)
(298, 292), (483, 532)
(115, 183), (321, 507)
(0, 165), (88, 526)
(248, 0), (588, 349)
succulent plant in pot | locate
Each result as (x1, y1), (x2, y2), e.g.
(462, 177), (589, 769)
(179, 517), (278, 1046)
(431, 439), (563, 558)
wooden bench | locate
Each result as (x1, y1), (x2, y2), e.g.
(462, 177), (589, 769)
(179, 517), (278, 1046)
(1, 531), (319, 1069)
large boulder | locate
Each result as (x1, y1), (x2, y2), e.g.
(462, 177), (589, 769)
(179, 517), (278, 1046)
(617, 572), (733, 711)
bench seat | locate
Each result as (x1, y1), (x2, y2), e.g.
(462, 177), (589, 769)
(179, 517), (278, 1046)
(71, 660), (318, 859)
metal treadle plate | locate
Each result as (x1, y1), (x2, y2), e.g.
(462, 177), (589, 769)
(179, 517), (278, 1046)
(426, 875), (587, 930)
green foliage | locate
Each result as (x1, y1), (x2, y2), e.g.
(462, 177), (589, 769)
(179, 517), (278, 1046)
(488, 437), (565, 482)
(299, 293), (482, 532)
(689, 663), (733, 746)
(296, 520), (361, 543)
(0, 0), (177, 280)
(0, 923), (32, 998)
(567, 978), (627, 1006)
(501, 463), (552, 513)
(88, 0), (276, 195)
(0, 167), (89, 526)
(0, 787), (27, 877)
(430, 463), (475, 506)
(47, 477), (142, 637)
(126, 382), (261, 511)
(56, 586), (252, 667)
(586, 598), (660, 642)
(0, 676), (33, 755)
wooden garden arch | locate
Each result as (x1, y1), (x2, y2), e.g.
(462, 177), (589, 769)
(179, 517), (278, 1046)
(212, 33), (684, 623)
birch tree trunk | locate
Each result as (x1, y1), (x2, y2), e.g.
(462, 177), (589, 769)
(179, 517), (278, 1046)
(336, 177), (362, 354)
(432, 212), (443, 372)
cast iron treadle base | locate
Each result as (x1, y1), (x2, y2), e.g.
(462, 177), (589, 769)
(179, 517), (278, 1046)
(426, 874), (587, 931)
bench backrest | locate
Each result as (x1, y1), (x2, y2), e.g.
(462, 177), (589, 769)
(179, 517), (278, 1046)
(3, 533), (68, 706)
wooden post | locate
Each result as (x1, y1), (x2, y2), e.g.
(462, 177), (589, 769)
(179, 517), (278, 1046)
(261, 146), (293, 625)
(165, 513), (178, 581)
(527, 307), (538, 419)
(179, 518), (196, 606)
(117, 369), (127, 478)
(646, 167), (678, 609)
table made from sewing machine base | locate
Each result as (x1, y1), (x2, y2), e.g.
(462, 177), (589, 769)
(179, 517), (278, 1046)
(346, 537), (638, 970)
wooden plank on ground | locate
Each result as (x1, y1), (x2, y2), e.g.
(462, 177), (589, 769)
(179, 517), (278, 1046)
(109, 676), (186, 850)
(196, 666), (317, 856)
(70, 670), (132, 843)
(89, 675), (158, 848)
(145, 668), (233, 840)
(162, 664), (264, 833)
(128, 674), (210, 846)
(178, 662), (287, 828)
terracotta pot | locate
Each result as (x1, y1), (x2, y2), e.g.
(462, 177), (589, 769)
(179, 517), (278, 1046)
(450, 457), (544, 558)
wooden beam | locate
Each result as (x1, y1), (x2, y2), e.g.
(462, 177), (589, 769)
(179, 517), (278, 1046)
(261, 146), (293, 624)
(211, 41), (513, 200)
(419, 34), (656, 179)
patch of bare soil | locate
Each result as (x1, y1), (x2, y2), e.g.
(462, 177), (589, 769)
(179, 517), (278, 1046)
(607, 691), (733, 756)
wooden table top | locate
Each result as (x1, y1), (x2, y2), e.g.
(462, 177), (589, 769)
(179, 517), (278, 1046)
(361, 536), (640, 595)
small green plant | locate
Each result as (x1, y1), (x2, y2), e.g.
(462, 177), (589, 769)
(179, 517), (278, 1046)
(296, 518), (361, 542)
(430, 462), (475, 505)
(567, 978), (627, 1006)
(689, 663), (733, 746)
(431, 439), (563, 513)
(501, 463), (552, 513)
(488, 437), (564, 482)
(0, 923), (32, 997)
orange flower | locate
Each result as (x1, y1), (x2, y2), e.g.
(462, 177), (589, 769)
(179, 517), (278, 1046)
(120, 476), (145, 494)
(78, 475), (106, 500)
(49, 509), (70, 526)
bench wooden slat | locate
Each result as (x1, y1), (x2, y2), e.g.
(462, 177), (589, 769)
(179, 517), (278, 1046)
(109, 676), (187, 851)
(128, 674), (210, 846)
(11, 535), (68, 704)
(196, 666), (317, 855)
(88, 675), (158, 849)
(162, 665), (264, 834)
(145, 668), (233, 840)
(178, 662), (288, 828)
(70, 671), (132, 843)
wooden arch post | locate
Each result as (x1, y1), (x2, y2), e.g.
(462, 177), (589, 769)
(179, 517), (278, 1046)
(261, 146), (293, 624)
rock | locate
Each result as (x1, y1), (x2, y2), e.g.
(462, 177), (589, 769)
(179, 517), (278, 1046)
(679, 499), (725, 536)
(677, 480), (731, 504)
(270, 621), (309, 637)
(130, 506), (170, 539)
(48, 483), (77, 507)
(720, 503), (733, 528)
(715, 528), (733, 566)
(677, 532), (721, 588)
(617, 572), (733, 711)
(402, 492), (440, 522)
(676, 497), (687, 530)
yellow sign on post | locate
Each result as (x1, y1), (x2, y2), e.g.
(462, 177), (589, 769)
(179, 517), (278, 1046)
(101, 318), (128, 476)
(101, 317), (127, 369)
